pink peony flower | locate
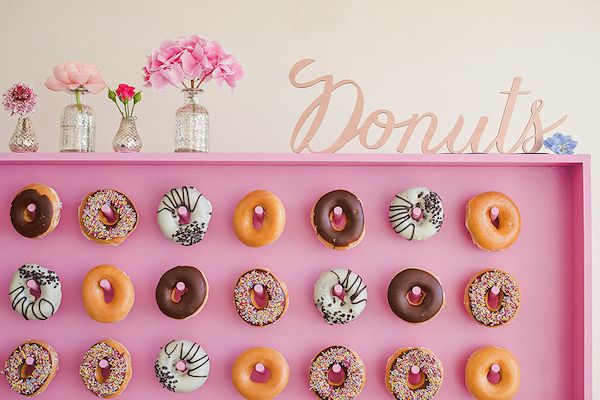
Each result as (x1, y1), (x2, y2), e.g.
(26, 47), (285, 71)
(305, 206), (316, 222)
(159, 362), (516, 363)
(45, 62), (106, 94)
(2, 82), (38, 116)
(116, 84), (136, 101)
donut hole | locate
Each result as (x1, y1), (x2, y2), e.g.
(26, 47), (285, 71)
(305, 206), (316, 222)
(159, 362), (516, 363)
(329, 207), (347, 231)
(406, 290), (426, 306)
(177, 206), (191, 225)
(22, 205), (37, 223)
(489, 208), (500, 229)
(252, 208), (265, 230)
(485, 289), (503, 312)
(250, 365), (271, 383)
(27, 280), (41, 299)
(487, 368), (501, 385)
(170, 285), (188, 303)
(251, 289), (269, 310)
(99, 281), (115, 303)
(20, 362), (36, 378)
(99, 207), (118, 226)
(95, 360), (111, 383)
(406, 370), (427, 390)
(327, 365), (346, 387)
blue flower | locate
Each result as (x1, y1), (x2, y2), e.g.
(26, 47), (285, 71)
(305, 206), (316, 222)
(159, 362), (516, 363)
(543, 132), (577, 154)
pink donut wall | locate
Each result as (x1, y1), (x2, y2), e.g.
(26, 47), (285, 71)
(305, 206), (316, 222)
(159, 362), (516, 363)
(0, 153), (591, 399)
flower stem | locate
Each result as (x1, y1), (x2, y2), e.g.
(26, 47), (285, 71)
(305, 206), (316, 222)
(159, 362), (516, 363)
(75, 90), (82, 112)
(114, 99), (125, 118)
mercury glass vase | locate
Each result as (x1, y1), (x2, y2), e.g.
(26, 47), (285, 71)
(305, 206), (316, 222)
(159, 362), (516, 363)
(112, 116), (142, 153)
(59, 89), (96, 152)
(174, 88), (209, 152)
(9, 116), (39, 152)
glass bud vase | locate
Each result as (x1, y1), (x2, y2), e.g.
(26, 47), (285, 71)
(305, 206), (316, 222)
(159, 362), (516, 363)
(112, 116), (142, 153)
(9, 116), (39, 152)
(174, 88), (209, 152)
(59, 89), (96, 152)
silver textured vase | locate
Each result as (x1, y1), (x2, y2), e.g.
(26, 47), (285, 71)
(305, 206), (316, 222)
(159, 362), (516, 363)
(174, 88), (209, 152)
(113, 116), (142, 153)
(59, 89), (96, 152)
(9, 116), (39, 152)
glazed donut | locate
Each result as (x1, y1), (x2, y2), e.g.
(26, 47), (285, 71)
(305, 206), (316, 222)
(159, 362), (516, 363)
(155, 266), (209, 319)
(157, 186), (212, 246)
(9, 263), (62, 320)
(466, 192), (521, 251)
(309, 346), (366, 400)
(233, 190), (286, 247)
(234, 268), (288, 327)
(232, 347), (289, 400)
(154, 339), (210, 393)
(465, 346), (520, 400)
(82, 264), (135, 323)
(386, 347), (443, 400)
(387, 268), (445, 323)
(389, 187), (444, 241)
(78, 189), (138, 245)
(3, 340), (59, 397)
(311, 189), (365, 250)
(10, 183), (61, 238)
(464, 269), (520, 327)
(80, 339), (132, 398)
(313, 268), (368, 325)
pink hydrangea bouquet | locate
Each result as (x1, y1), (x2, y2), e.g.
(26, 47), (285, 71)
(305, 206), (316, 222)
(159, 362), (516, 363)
(2, 82), (38, 117)
(108, 84), (142, 118)
(143, 35), (243, 92)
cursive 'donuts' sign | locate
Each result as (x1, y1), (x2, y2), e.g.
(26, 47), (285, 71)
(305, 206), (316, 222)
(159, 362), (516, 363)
(289, 59), (567, 154)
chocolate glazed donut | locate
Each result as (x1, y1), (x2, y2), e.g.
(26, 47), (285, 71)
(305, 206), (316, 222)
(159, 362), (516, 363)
(156, 266), (209, 319)
(311, 190), (365, 249)
(387, 268), (445, 323)
(10, 184), (61, 238)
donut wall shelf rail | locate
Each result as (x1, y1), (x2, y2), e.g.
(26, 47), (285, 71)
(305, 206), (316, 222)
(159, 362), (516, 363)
(0, 153), (591, 399)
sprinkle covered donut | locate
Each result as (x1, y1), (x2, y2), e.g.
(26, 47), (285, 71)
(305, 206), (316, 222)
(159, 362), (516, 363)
(465, 346), (520, 400)
(465, 191), (521, 251)
(157, 186), (212, 246)
(154, 339), (210, 393)
(389, 187), (444, 241)
(79, 339), (132, 398)
(9, 263), (62, 321)
(313, 268), (368, 325)
(10, 183), (62, 239)
(234, 268), (288, 327)
(3, 340), (59, 397)
(311, 189), (365, 250)
(385, 347), (443, 400)
(78, 189), (138, 245)
(464, 269), (520, 327)
(309, 346), (366, 400)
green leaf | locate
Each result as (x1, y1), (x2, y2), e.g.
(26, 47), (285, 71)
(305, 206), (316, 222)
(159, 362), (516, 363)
(133, 91), (142, 104)
(108, 89), (116, 102)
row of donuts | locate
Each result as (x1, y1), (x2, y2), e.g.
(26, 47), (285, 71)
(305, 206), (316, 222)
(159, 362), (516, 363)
(4, 339), (520, 399)
(10, 264), (520, 327)
(11, 183), (521, 250)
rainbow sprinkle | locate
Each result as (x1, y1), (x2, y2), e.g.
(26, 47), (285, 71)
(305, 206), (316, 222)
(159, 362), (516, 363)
(234, 269), (286, 326)
(309, 346), (365, 400)
(3, 342), (53, 396)
(80, 189), (137, 242)
(468, 270), (520, 326)
(388, 348), (443, 400)
(79, 341), (127, 397)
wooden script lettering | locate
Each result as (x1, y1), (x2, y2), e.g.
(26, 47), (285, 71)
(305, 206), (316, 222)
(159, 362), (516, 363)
(289, 59), (567, 154)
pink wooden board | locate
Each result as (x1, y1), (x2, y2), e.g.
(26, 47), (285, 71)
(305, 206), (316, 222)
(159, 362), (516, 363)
(0, 153), (590, 399)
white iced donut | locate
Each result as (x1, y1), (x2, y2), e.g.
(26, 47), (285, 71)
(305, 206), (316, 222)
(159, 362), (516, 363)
(157, 187), (213, 246)
(9, 264), (62, 320)
(389, 187), (444, 241)
(313, 268), (368, 325)
(154, 339), (210, 393)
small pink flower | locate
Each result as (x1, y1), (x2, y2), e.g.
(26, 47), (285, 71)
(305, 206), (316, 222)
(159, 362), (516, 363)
(3, 82), (38, 116)
(116, 84), (136, 101)
(45, 62), (106, 94)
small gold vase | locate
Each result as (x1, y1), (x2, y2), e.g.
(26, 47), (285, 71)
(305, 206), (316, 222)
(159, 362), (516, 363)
(9, 116), (39, 152)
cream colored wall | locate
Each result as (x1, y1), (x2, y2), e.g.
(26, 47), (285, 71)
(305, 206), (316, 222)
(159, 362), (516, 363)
(0, 0), (598, 393)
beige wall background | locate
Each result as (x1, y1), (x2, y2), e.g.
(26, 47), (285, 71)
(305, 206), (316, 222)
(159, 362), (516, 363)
(1, 0), (598, 394)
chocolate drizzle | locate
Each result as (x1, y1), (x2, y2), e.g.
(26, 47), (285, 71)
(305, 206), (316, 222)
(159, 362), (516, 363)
(158, 187), (201, 216)
(389, 189), (444, 241)
(155, 340), (210, 393)
(9, 264), (61, 321)
(157, 187), (212, 246)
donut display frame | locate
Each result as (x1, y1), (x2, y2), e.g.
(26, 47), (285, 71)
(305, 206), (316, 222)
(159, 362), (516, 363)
(0, 153), (591, 399)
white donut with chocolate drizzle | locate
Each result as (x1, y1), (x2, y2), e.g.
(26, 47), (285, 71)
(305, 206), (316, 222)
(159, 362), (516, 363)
(157, 187), (212, 246)
(389, 187), (444, 241)
(314, 268), (368, 325)
(154, 339), (210, 393)
(9, 264), (62, 321)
